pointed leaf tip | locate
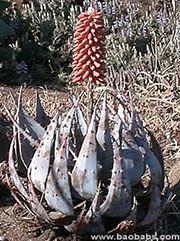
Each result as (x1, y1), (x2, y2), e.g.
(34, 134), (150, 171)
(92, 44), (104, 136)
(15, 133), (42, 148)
(28, 113), (59, 192)
(45, 139), (74, 216)
(71, 109), (97, 200)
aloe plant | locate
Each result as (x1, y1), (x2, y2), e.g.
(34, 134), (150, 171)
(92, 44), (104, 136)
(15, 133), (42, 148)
(4, 6), (166, 235)
(5, 87), (164, 234)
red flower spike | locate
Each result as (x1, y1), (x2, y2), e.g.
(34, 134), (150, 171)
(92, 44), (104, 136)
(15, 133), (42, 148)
(72, 8), (106, 84)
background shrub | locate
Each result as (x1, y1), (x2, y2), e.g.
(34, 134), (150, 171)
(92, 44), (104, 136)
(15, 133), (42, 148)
(0, 0), (179, 94)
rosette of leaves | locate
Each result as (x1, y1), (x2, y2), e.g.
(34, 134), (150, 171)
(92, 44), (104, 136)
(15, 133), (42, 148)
(5, 87), (165, 234)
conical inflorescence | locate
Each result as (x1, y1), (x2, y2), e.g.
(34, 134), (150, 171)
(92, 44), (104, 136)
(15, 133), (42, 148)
(72, 8), (106, 84)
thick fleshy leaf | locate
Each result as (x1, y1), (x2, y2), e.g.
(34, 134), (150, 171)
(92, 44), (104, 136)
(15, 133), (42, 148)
(54, 119), (61, 160)
(116, 95), (131, 129)
(12, 92), (35, 169)
(65, 205), (86, 233)
(137, 186), (161, 227)
(10, 89), (45, 141)
(108, 197), (137, 234)
(100, 141), (132, 217)
(76, 105), (87, 137)
(135, 124), (163, 189)
(28, 113), (59, 192)
(66, 189), (104, 235)
(111, 107), (123, 145)
(114, 97), (134, 132)
(12, 125), (28, 174)
(74, 105), (87, 155)
(72, 95), (87, 134)
(148, 130), (164, 191)
(4, 105), (39, 147)
(113, 101), (145, 186)
(28, 172), (51, 223)
(71, 109), (97, 200)
(96, 95), (113, 182)
(17, 138), (34, 168)
(60, 103), (77, 140)
(13, 126), (22, 166)
(122, 127), (145, 186)
(13, 91), (34, 169)
(18, 104), (45, 141)
(45, 139), (73, 215)
(122, 148), (144, 186)
(144, 149), (163, 188)
(112, 111), (144, 186)
(117, 102), (126, 124)
(60, 104), (76, 163)
(82, 187), (105, 234)
(96, 96), (108, 150)
(8, 136), (29, 200)
(35, 91), (50, 127)
(6, 172), (27, 208)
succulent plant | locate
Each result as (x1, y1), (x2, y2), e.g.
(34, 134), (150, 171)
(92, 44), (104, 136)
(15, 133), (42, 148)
(4, 6), (166, 236)
(4, 86), (164, 234)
